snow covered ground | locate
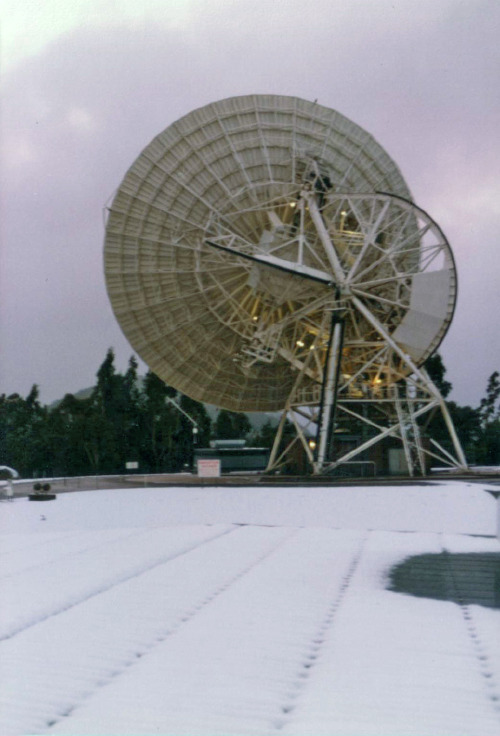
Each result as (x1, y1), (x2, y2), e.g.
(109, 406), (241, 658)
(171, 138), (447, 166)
(1, 481), (499, 735)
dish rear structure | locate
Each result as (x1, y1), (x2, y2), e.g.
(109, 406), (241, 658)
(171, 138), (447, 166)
(104, 95), (467, 476)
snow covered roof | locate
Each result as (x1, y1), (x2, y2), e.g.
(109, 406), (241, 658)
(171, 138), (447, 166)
(1, 481), (499, 735)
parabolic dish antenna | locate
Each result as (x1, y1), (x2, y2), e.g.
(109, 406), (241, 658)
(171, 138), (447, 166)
(104, 95), (466, 475)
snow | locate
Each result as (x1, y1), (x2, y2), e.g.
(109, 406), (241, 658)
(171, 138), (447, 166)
(1, 481), (499, 735)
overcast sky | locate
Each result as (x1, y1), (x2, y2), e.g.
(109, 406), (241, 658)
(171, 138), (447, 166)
(1, 0), (499, 408)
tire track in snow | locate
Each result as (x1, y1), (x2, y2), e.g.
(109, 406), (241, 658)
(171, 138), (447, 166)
(273, 532), (368, 731)
(441, 547), (500, 724)
(0, 525), (235, 643)
(42, 526), (298, 733)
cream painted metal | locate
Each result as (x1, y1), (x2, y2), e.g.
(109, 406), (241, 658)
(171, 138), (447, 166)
(104, 95), (466, 475)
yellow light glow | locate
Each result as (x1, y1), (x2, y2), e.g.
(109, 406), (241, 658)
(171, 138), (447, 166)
(296, 339), (305, 347)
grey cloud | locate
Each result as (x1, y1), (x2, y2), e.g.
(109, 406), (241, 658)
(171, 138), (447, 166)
(1, 2), (499, 405)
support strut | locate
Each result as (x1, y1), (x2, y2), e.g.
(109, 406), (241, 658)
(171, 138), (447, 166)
(315, 313), (345, 472)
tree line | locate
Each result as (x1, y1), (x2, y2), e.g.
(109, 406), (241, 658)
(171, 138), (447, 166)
(0, 349), (253, 478)
(0, 350), (499, 478)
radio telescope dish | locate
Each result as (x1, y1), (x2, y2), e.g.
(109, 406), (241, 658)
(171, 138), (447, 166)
(104, 95), (466, 475)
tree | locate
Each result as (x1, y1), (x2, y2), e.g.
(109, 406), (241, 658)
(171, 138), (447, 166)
(0, 350), (217, 478)
(214, 410), (234, 439)
(476, 371), (500, 465)
(424, 353), (452, 398)
(251, 419), (279, 448)
(433, 401), (482, 463)
(478, 371), (500, 427)
(476, 420), (500, 466)
(214, 410), (251, 440)
(422, 353), (483, 464)
(120, 356), (143, 465)
(0, 387), (50, 476)
(87, 349), (122, 473)
(140, 370), (178, 472)
(94, 349), (118, 413)
(44, 394), (80, 476)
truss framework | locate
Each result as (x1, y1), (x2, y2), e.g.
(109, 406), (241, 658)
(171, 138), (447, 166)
(104, 96), (467, 475)
(266, 359), (467, 477)
(202, 188), (465, 475)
